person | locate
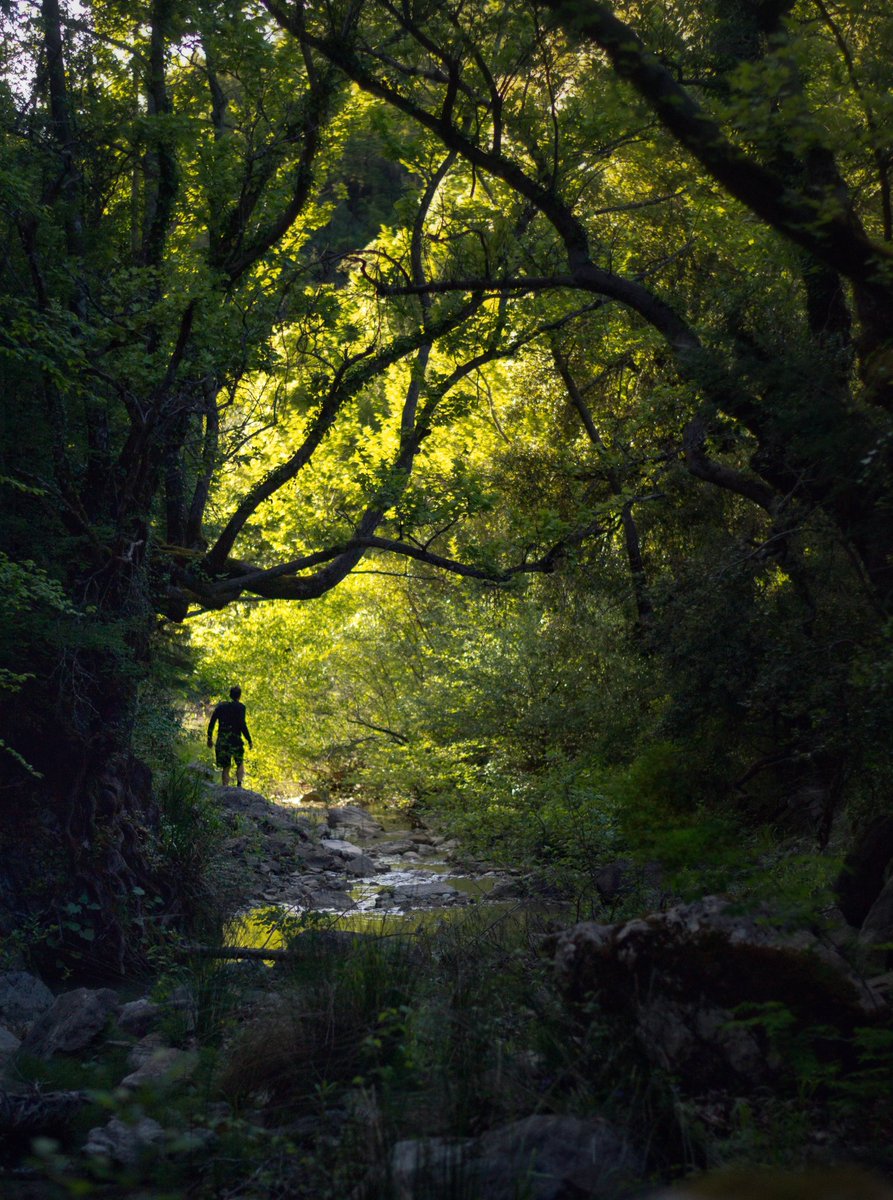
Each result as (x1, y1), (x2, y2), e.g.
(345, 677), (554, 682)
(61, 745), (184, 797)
(207, 685), (253, 787)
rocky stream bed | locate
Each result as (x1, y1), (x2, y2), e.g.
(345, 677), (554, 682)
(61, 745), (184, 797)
(220, 787), (530, 929)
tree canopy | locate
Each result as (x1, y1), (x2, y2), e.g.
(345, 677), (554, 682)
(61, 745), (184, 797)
(1, 0), (892, 963)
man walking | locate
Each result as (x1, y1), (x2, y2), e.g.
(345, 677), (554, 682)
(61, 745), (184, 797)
(207, 685), (253, 787)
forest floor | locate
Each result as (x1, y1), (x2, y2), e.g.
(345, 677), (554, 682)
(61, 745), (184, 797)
(2, 784), (893, 1200)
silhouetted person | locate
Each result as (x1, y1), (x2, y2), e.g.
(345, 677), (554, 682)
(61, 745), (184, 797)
(207, 685), (253, 787)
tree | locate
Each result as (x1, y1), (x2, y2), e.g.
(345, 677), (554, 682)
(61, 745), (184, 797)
(0, 0), (600, 964)
(275, 0), (893, 608)
(3, 0), (892, 965)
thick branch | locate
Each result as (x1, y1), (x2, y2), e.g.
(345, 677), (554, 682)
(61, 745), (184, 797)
(214, 65), (341, 284)
(183, 520), (606, 608)
(142, 0), (179, 269)
(682, 414), (779, 513)
(204, 302), (477, 570)
(540, 0), (893, 295)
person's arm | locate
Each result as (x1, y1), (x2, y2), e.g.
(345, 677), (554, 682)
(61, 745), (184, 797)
(207, 706), (219, 747)
(243, 713), (253, 750)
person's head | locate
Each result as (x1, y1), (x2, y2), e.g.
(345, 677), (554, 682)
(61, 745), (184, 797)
(229, 685), (242, 701)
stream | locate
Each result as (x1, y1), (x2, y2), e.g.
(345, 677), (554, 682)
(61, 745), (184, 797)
(228, 794), (553, 948)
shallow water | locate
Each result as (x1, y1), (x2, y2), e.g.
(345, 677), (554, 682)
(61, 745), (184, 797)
(232, 798), (563, 949)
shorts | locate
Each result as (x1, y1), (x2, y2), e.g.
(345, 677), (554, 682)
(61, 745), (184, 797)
(215, 738), (244, 770)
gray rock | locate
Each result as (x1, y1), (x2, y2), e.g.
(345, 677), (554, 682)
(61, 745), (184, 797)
(117, 997), (161, 1038)
(382, 840), (416, 856)
(306, 889), (355, 911)
(391, 1137), (470, 1200)
(327, 805), (383, 834)
(23, 987), (120, 1057)
(0, 971), (54, 1036)
(473, 1115), (642, 1200)
(303, 851), (339, 871)
(320, 837), (365, 858)
(0, 1023), (21, 1066)
(391, 1116), (640, 1200)
(344, 853), (378, 877)
(85, 1115), (165, 1166)
(551, 896), (886, 1090)
(120, 1045), (198, 1091)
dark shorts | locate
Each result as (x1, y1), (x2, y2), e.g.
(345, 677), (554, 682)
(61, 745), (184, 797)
(215, 737), (244, 770)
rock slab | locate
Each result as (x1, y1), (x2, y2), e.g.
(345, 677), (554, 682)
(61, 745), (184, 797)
(85, 1115), (165, 1166)
(0, 971), (54, 1036)
(550, 896), (886, 1089)
(392, 1115), (640, 1200)
(23, 987), (120, 1057)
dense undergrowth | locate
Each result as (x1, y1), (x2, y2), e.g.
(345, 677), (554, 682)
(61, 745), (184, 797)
(4, 757), (893, 1200)
(7, 898), (893, 1199)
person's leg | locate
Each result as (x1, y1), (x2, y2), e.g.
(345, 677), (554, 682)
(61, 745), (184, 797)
(217, 743), (232, 787)
(236, 760), (244, 787)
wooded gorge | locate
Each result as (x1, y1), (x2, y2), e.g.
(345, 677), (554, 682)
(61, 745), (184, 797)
(2, 0), (893, 1194)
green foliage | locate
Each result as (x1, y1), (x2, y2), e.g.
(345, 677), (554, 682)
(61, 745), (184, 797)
(3, 0), (893, 983)
(156, 767), (224, 881)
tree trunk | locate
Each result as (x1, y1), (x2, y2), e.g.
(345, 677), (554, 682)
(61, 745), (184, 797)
(0, 556), (176, 976)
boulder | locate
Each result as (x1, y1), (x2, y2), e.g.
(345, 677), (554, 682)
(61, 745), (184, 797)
(305, 889), (355, 911)
(85, 1115), (165, 1166)
(395, 881), (457, 899)
(0, 970), (54, 1036)
(120, 1044), (198, 1091)
(302, 851), (340, 871)
(413, 843), (440, 857)
(383, 840), (417, 856)
(0, 1023), (21, 1067)
(550, 896), (886, 1090)
(320, 837), (365, 858)
(23, 987), (121, 1057)
(327, 805), (383, 834)
(117, 997), (162, 1038)
(344, 853), (378, 877)
(391, 1115), (640, 1200)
